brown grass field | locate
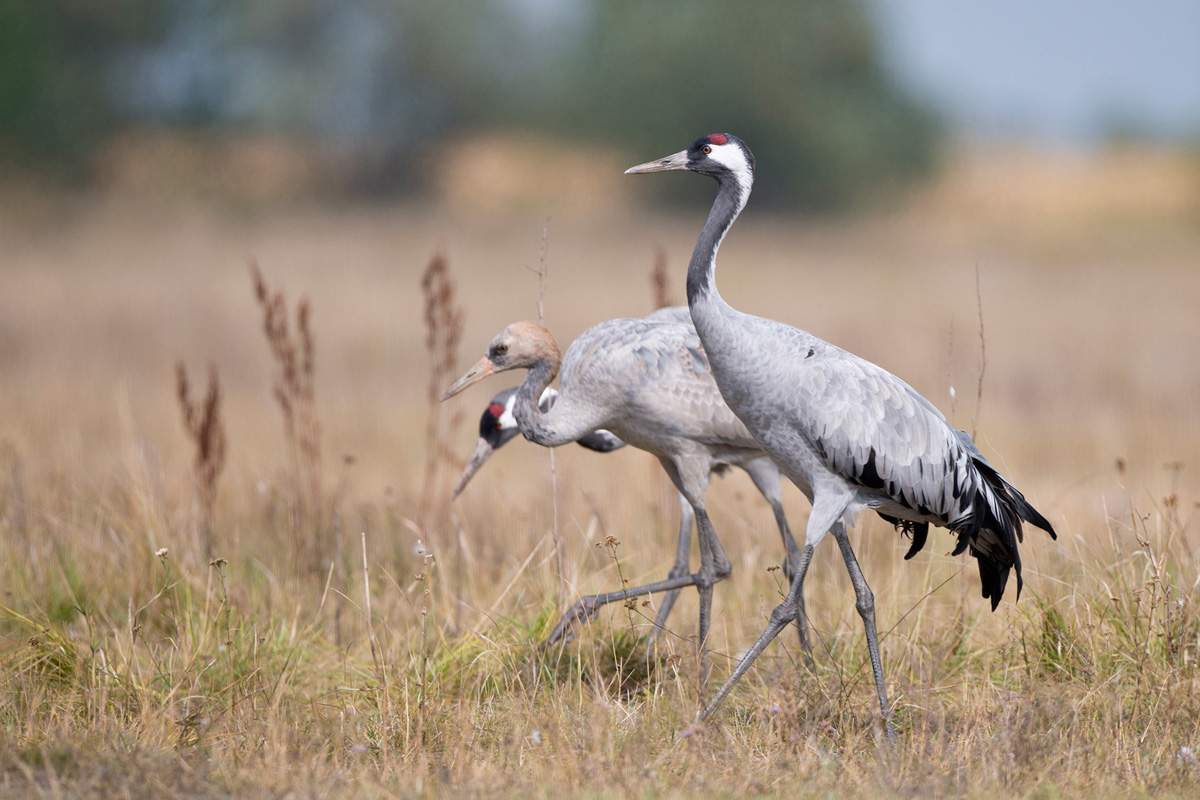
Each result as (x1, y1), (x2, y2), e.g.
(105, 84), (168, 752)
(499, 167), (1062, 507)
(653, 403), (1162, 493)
(1, 146), (1199, 797)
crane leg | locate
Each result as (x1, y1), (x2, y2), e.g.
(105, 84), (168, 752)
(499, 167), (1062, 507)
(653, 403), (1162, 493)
(699, 542), (814, 722)
(830, 523), (894, 739)
(740, 457), (813, 666)
(544, 455), (733, 697)
(656, 456), (731, 690)
(542, 570), (702, 647)
(645, 494), (694, 658)
(692, 506), (732, 689)
(698, 493), (843, 723)
(782, 547), (814, 668)
(545, 492), (695, 650)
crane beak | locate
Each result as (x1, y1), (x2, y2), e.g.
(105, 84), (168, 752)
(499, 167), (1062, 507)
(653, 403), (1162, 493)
(625, 150), (690, 174)
(441, 356), (496, 401)
(452, 436), (495, 498)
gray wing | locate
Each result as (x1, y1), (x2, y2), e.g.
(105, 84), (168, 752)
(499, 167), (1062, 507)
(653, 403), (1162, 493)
(792, 343), (974, 526)
(560, 318), (757, 448)
(727, 318), (1050, 607)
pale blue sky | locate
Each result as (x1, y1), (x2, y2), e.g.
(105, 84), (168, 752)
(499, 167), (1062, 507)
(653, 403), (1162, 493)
(869, 0), (1200, 142)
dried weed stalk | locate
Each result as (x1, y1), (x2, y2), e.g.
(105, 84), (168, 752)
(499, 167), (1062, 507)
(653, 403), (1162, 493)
(651, 245), (671, 309)
(419, 251), (464, 527)
(525, 223), (565, 601)
(175, 363), (227, 557)
(250, 262), (324, 565)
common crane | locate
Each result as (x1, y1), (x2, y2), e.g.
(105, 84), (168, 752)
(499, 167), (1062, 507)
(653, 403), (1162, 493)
(627, 134), (1056, 726)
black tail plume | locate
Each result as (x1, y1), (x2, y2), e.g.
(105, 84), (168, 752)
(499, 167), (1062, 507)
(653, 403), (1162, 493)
(977, 553), (1011, 611)
(959, 457), (1025, 610)
(1005, 481), (1056, 540)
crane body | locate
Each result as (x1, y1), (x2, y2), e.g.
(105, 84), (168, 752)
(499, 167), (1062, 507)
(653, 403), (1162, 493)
(627, 134), (1056, 726)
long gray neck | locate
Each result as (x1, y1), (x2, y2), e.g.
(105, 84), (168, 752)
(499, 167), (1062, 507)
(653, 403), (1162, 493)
(686, 175), (746, 307)
(513, 357), (566, 447)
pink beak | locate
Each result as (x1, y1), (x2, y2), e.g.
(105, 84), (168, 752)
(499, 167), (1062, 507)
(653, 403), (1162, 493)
(441, 356), (497, 401)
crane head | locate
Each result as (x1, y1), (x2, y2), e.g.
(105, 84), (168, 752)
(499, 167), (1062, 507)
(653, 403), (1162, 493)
(453, 386), (559, 498)
(441, 321), (561, 401)
(625, 134), (755, 184)
(453, 388), (521, 497)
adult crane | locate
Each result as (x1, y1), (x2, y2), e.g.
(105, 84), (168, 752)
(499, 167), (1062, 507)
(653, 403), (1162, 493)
(627, 134), (1056, 726)
(453, 381), (802, 651)
(441, 312), (813, 666)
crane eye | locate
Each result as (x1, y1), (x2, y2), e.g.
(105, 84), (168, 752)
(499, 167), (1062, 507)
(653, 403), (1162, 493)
(701, 145), (712, 154)
(495, 344), (508, 355)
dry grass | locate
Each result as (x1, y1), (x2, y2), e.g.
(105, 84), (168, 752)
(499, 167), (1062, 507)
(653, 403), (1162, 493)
(419, 251), (465, 527)
(908, 143), (1200, 232)
(0, 171), (1199, 798)
(250, 262), (324, 570)
(175, 362), (227, 558)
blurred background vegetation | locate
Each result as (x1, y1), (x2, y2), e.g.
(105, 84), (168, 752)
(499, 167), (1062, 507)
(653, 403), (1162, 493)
(0, 0), (941, 209)
(2, 0), (1198, 215)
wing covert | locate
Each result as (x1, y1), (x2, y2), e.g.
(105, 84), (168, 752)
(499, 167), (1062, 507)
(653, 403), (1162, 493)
(794, 353), (969, 524)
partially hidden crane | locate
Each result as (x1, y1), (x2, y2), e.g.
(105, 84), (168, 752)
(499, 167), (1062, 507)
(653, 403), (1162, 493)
(451, 384), (625, 501)
(627, 134), (1056, 727)
(452, 380), (804, 651)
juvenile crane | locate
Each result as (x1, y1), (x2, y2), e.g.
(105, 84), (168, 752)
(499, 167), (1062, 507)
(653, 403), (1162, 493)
(442, 311), (813, 663)
(627, 134), (1056, 724)
(453, 307), (695, 501)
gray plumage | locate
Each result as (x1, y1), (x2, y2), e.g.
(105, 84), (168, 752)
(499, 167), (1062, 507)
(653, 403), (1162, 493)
(442, 309), (812, 660)
(544, 315), (759, 453)
(703, 313), (1032, 576)
(627, 133), (1056, 728)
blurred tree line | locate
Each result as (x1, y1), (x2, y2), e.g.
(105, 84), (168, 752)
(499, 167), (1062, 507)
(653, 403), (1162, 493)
(0, 0), (941, 209)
